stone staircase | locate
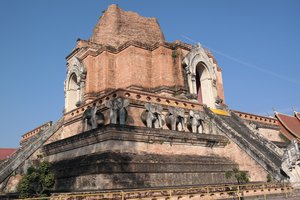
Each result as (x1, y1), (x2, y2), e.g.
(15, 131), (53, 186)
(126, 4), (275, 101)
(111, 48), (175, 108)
(0, 118), (64, 185)
(203, 107), (286, 181)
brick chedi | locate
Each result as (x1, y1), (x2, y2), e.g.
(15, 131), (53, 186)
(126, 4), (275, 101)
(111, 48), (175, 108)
(1, 4), (298, 198)
(64, 4), (225, 113)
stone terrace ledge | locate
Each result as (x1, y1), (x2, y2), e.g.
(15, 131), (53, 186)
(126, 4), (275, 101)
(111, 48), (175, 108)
(64, 88), (203, 123)
(43, 124), (228, 156)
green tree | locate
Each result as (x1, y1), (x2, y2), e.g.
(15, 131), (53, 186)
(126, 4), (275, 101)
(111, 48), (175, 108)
(279, 133), (289, 142)
(225, 167), (250, 200)
(17, 161), (55, 198)
(225, 167), (249, 184)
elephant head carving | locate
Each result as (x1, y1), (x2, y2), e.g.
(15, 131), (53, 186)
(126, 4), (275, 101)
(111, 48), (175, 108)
(141, 103), (164, 128)
(82, 105), (105, 132)
(106, 97), (129, 125)
(166, 107), (185, 131)
(189, 110), (205, 133)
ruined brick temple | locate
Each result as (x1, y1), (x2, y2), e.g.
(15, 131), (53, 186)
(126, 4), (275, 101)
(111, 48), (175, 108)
(1, 4), (300, 198)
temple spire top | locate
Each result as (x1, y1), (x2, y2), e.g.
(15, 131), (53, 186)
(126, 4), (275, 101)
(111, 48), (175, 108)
(89, 4), (165, 47)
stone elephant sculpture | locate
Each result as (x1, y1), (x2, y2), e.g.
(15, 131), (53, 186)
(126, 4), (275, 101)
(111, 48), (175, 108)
(189, 110), (205, 133)
(165, 107), (185, 131)
(141, 103), (164, 128)
(82, 105), (105, 132)
(106, 97), (129, 125)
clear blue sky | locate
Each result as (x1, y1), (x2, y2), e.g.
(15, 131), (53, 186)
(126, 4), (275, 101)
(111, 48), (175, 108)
(0, 0), (299, 147)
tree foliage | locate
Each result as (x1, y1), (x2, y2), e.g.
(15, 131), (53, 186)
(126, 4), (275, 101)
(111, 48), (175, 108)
(17, 161), (55, 198)
(279, 133), (289, 142)
(266, 173), (272, 182)
(225, 167), (250, 184)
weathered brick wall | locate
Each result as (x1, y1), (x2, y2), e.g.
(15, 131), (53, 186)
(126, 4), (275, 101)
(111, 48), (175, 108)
(90, 4), (165, 47)
(258, 128), (283, 142)
(52, 153), (237, 191)
(44, 127), (237, 191)
(82, 45), (187, 100)
(216, 67), (225, 102)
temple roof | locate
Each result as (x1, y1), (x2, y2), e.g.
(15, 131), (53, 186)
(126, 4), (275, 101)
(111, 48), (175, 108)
(89, 4), (165, 48)
(0, 148), (16, 160)
(275, 112), (300, 139)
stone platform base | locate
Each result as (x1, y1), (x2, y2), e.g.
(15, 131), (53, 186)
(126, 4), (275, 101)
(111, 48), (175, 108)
(51, 151), (237, 192)
(44, 125), (238, 192)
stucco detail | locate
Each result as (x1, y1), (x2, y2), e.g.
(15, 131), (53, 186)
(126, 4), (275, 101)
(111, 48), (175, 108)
(183, 44), (218, 108)
(282, 140), (300, 187)
(65, 57), (87, 112)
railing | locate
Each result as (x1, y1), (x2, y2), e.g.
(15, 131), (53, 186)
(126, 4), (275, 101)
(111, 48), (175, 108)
(21, 121), (53, 143)
(203, 107), (284, 181)
(232, 110), (278, 125)
(17, 182), (295, 200)
(230, 111), (284, 157)
(0, 118), (64, 184)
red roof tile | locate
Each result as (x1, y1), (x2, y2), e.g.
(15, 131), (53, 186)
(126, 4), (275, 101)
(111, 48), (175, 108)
(275, 112), (300, 139)
(0, 148), (16, 160)
(277, 120), (296, 141)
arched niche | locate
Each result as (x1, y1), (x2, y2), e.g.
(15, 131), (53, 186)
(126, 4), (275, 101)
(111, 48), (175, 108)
(183, 44), (218, 108)
(64, 57), (86, 112)
(66, 73), (79, 111)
